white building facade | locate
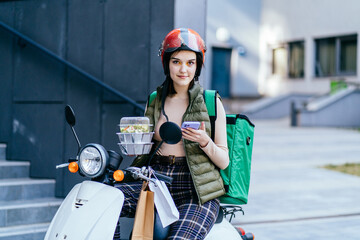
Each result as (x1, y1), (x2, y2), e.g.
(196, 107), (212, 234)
(206, 0), (360, 98)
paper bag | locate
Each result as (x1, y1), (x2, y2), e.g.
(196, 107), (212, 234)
(131, 181), (154, 240)
(149, 179), (179, 228)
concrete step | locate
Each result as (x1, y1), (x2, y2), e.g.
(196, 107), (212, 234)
(240, 93), (313, 119)
(0, 178), (55, 201)
(0, 161), (30, 179)
(0, 143), (59, 239)
(299, 88), (360, 127)
(0, 223), (48, 240)
(0, 198), (62, 227)
(0, 144), (6, 160)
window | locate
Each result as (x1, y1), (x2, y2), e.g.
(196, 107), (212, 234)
(272, 41), (305, 78)
(315, 34), (357, 77)
(288, 41), (305, 78)
(272, 46), (287, 77)
(340, 36), (357, 74)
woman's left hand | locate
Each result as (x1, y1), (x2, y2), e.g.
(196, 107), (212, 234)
(182, 121), (210, 148)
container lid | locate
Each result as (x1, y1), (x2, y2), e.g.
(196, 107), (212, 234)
(120, 117), (150, 125)
(119, 117), (152, 133)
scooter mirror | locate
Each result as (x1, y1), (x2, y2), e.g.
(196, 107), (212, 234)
(64, 105), (81, 153)
(159, 121), (182, 144)
(65, 105), (76, 127)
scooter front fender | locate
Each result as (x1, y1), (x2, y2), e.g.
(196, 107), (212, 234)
(45, 181), (124, 240)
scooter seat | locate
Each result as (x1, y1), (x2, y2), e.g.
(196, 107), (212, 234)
(153, 206), (226, 239)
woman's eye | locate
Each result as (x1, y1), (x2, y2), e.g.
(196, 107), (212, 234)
(187, 61), (195, 66)
(172, 60), (180, 65)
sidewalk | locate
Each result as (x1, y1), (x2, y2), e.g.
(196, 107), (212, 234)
(232, 118), (360, 239)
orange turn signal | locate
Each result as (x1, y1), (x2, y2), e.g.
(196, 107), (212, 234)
(68, 162), (79, 173)
(113, 170), (125, 182)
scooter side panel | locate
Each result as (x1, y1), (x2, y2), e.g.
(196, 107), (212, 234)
(45, 183), (81, 239)
(45, 181), (124, 240)
(205, 218), (242, 240)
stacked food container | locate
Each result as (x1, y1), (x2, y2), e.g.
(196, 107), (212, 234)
(117, 117), (154, 155)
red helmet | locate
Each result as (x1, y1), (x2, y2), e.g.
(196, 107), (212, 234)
(159, 28), (206, 77)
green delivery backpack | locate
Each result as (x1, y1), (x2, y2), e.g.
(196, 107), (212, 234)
(148, 90), (255, 205)
(203, 90), (254, 205)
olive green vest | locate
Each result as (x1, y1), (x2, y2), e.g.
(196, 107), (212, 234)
(131, 83), (225, 204)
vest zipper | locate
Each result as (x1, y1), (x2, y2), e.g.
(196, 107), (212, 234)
(182, 138), (203, 206)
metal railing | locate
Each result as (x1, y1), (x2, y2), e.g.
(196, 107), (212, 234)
(0, 20), (145, 113)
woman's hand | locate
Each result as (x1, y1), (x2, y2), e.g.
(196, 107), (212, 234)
(181, 121), (210, 147)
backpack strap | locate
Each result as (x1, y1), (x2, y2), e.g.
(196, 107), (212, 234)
(148, 91), (157, 107)
(203, 90), (217, 140)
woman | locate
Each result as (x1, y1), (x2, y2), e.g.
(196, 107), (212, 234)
(116, 28), (229, 239)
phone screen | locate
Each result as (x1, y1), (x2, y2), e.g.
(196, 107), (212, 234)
(181, 121), (200, 130)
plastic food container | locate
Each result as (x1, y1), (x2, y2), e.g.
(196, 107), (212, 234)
(117, 132), (154, 144)
(118, 143), (153, 155)
(119, 117), (152, 133)
(117, 117), (154, 155)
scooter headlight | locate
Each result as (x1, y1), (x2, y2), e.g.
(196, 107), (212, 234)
(78, 144), (108, 178)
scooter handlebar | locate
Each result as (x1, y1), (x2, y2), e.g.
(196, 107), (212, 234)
(56, 163), (70, 169)
(153, 172), (173, 184)
(125, 167), (173, 184)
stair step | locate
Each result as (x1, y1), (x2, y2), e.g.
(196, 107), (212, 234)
(0, 144), (6, 160)
(0, 223), (48, 240)
(0, 198), (62, 227)
(0, 161), (30, 179)
(0, 178), (55, 201)
(0, 144), (59, 239)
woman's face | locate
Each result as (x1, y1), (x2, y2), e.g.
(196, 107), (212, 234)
(169, 50), (197, 89)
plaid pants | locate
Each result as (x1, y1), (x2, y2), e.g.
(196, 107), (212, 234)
(114, 163), (220, 240)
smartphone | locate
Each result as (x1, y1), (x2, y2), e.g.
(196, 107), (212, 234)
(181, 121), (200, 130)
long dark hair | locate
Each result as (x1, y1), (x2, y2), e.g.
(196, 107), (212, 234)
(160, 51), (203, 121)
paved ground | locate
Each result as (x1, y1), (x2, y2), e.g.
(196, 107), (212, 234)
(231, 118), (360, 239)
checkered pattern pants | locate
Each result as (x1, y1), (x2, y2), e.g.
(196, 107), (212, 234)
(114, 163), (220, 239)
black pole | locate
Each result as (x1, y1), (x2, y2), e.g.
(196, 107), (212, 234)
(290, 101), (297, 127)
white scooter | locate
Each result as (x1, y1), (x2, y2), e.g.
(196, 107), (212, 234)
(45, 105), (254, 240)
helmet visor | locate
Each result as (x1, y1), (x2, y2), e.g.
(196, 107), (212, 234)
(162, 28), (206, 54)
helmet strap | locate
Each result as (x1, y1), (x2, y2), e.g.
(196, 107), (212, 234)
(161, 78), (170, 122)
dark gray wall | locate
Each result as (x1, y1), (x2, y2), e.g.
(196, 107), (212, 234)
(0, 0), (175, 197)
(0, 2), (15, 146)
